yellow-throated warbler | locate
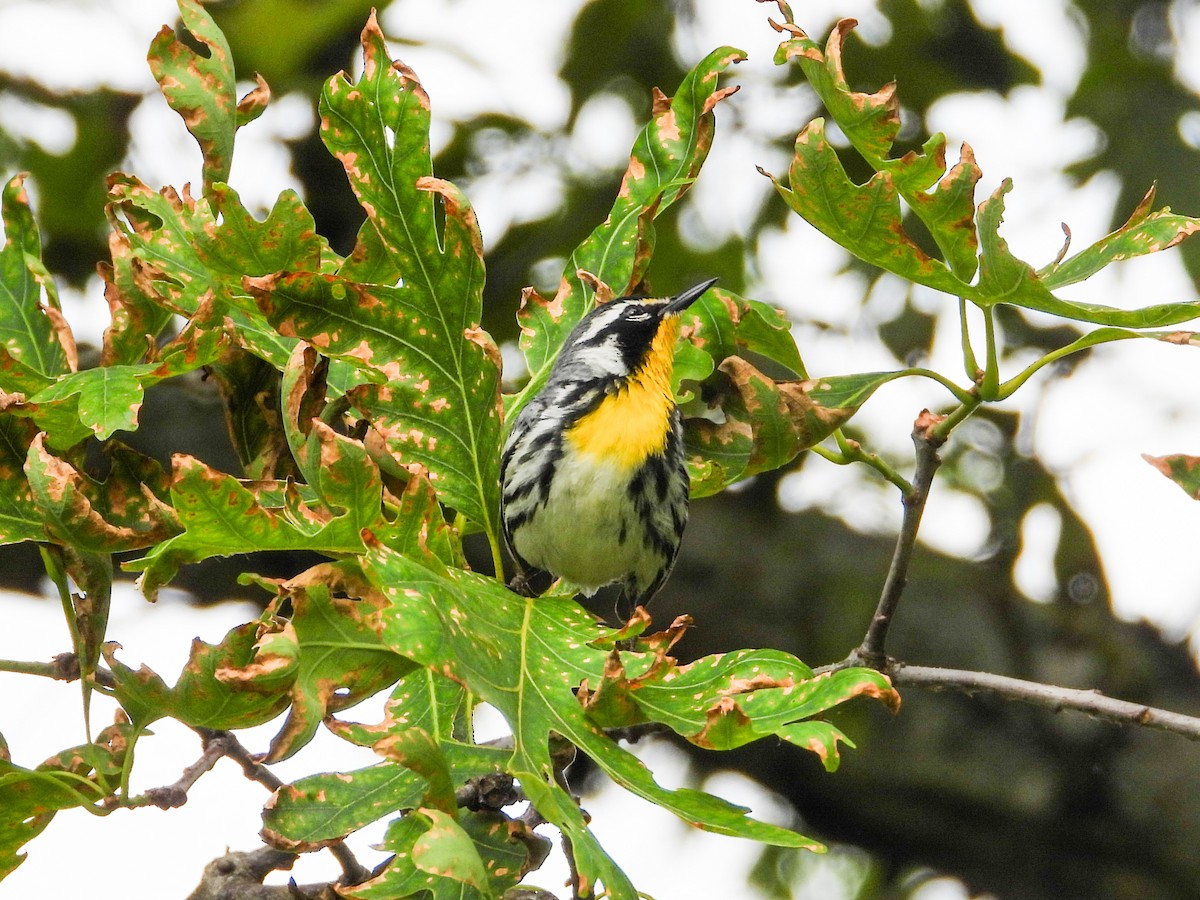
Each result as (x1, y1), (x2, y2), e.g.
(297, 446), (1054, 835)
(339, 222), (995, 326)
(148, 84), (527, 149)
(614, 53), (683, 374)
(501, 278), (718, 609)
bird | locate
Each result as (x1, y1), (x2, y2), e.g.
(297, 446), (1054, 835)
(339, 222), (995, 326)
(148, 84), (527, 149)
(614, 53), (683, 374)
(500, 278), (718, 614)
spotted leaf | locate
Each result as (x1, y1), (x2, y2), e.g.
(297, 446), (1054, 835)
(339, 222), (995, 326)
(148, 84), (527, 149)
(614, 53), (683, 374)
(248, 271), (503, 539)
(104, 622), (293, 730)
(768, 18), (1200, 326)
(509, 45), (746, 415)
(0, 175), (70, 382)
(147, 0), (270, 197)
(358, 541), (895, 899)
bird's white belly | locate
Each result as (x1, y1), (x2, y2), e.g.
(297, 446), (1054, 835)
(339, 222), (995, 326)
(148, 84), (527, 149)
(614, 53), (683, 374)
(511, 447), (647, 594)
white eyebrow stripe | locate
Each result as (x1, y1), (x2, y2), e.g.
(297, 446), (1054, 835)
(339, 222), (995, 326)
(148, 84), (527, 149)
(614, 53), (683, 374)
(572, 305), (623, 345)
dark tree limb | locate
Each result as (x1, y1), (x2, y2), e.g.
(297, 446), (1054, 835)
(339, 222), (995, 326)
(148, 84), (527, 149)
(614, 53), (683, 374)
(186, 847), (319, 900)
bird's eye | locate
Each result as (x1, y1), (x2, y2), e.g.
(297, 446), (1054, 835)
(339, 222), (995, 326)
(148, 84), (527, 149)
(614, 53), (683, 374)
(624, 308), (652, 322)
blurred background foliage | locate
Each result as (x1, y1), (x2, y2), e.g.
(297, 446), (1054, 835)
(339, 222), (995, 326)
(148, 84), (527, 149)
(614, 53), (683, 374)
(3, 1), (1200, 897)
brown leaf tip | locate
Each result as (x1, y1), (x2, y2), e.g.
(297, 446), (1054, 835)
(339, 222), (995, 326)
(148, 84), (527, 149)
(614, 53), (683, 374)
(577, 270), (614, 305)
(650, 86), (671, 117)
(862, 679), (902, 714)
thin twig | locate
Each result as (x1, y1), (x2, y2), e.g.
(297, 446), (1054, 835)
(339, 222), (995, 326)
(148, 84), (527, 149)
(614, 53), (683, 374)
(190, 730), (369, 886)
(893, 663), (1200, 741)
(139, 733), (228, 809)
(195, 728), (285, 792)
(328, 842), (371, 886)
(854, 410), (945, 664)
(563, 833), (584, 900)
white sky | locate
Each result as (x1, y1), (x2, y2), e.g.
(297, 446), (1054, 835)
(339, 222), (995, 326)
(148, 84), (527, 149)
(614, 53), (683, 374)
(2, 0), (1200, 898)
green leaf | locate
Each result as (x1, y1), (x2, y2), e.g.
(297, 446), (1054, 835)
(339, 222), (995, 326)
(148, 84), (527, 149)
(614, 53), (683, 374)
(320, 13), (439, 286)
(342, 814), (484, 900)
(510, 45), (747, 412)
(24, 434), (178, 553)
(327, 668), (466, 748)
(9, 308), (228, 453)
(198, 183), (328, 281)
(769, 118), (973, 298)
(341, 804), (546, 900)
(342, 816), (443, 899)
(247, 271), (503, 535)
(685, 360), (902, 497)
(769, 122), (1200, 328)
(1040, 184), (1200, 290)
(27, 366), (149, 443)
(773, 19), (901, 166)
(373, 728), (458, 814)
(127, 420), (462, 599)
(1143, 453), (1200, 501)
(768, 22), (1200, 328)
(105, 174), (303, 368)
(104, 622), (292, 730)
(682, 287), (806, 386)
(0, 345), (55, 395)
(460, 808), (552, 894)
(264, 762), (427, 852)
(307, 20), (503, 536)
(625, 650), (893, 764)
(907, 141), (983, 280)
(0, 759), (100, 879)
(261, 739), (509, 851)
(126, 426), (379, 596)
(147, 0), (268, 196)
(0, 174), (69, 380)
(771, 19), (982, 279)
(410, 807), (490, 891)
(0, 415), (41, 545)
(360, 544), (894, 898)
(257, 564), (413, 762)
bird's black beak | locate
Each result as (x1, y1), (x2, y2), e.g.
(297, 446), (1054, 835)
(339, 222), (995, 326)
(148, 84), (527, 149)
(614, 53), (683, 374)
(664, 277), (718, 314)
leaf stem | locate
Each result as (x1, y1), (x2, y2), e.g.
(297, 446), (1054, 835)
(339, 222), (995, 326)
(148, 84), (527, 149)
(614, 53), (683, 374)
(117, 725), (145, 802)
(958, 298), (980, 379)
(828, 430), (913, 494)
(995, 328), (1136, 400)
(980, 305), (1000, 400)
(903, 367), (976, 404)
(39, 546), (81, 662)
(487, 531), (506, 582)
(931, 395), (982, 442)
(38, 545), (92, 740)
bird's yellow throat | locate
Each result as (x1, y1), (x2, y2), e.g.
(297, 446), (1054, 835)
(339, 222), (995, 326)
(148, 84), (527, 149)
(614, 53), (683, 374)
(565, 317), (680, 470)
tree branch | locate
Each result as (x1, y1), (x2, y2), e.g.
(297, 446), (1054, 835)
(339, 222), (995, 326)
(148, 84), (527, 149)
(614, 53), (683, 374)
(853, 410), (945, 664)
(139, 731), (229, 810)
(186, 846), (315, 900)
(194, 728), (285, 792)
(892, 663), (1200, 741)
(0, 653), (114, 687)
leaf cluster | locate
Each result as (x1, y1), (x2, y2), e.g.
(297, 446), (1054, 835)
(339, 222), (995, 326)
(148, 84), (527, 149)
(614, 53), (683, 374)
(0, 3), (905, 895)
(3, 2), (1200, 896)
